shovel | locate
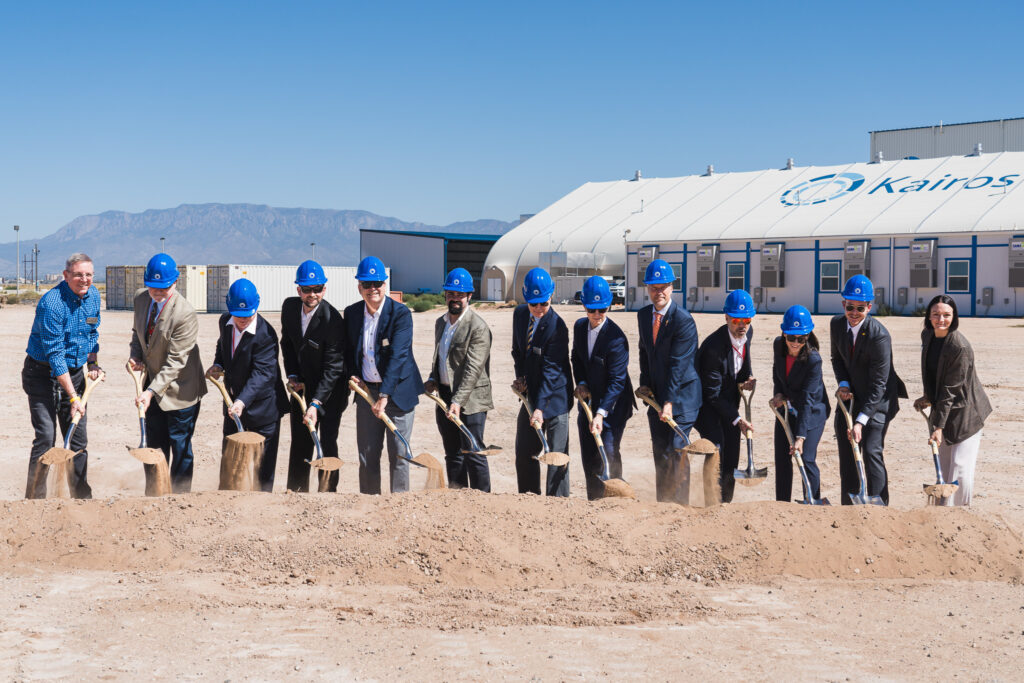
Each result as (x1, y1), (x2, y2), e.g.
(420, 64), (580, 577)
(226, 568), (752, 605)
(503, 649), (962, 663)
(285, 386), (343, 473)
(348, 379), (446, 489)
(206, 372), (266, 491)
(579, 400), (635, 499)
(916, 405), (959, 504)
(735, 385), (768, 485)
(511, 387), (571, 467)
(125, 362), (172, 496)
(424, 391), (503, 457)
(771, 401), (830, 505)
(835, 391), (885, 506)
(32, 369), (105, 499)
(635, 388), (721, 505)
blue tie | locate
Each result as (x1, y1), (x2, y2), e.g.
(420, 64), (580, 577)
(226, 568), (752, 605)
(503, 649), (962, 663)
(527, 317), (535, 348)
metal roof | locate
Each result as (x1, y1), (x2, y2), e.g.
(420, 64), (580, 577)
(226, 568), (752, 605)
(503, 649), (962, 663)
(484, 151), (1024, 275)
(869, 117), (1024, 134)
(359, 228), (502, 242)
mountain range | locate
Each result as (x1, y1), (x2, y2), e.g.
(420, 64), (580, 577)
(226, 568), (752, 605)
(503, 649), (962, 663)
(0, 204), (515, 277)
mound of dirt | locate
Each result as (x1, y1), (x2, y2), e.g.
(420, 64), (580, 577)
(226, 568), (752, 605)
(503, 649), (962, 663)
(1, 492), (1020, 589)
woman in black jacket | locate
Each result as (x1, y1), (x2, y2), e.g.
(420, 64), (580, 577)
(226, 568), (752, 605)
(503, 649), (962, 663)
(912, 295), (991, 506)
(769, 306), (831, 502)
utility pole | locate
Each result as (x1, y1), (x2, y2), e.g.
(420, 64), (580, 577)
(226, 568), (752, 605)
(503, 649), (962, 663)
(13, 225), (19, 294)
(32, 244), (39, 292)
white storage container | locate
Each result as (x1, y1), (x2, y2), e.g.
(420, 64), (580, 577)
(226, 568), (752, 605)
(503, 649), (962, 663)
(205, 265), (385, 313)
(176, 265), (207, 312)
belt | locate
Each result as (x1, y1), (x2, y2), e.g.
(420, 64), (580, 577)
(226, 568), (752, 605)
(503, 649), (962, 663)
(26, 355), (82, 374)
(363, 380), (382, 387)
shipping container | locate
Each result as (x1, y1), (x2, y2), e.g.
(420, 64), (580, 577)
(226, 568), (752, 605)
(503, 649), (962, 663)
(176, 265), (207, 312)
(205, 265), (383, 313)
(125, 265), (146, 302)
(105, 266), (127, 310)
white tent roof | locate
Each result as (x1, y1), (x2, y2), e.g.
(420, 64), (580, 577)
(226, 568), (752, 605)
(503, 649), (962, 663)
(485, 151), (1024, 275)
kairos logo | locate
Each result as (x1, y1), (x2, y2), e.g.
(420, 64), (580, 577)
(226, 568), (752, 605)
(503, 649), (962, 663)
(780, 173), (865, 207)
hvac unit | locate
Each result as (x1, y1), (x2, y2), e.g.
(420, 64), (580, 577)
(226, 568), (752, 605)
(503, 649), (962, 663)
(760, 243), (785, 288)
(695, 245), (720, 288)
(843, 241), (871, 282)
(1009, 239), (1024, 287)
(909, 239), (938, 288)
(637, 247), (658, 288)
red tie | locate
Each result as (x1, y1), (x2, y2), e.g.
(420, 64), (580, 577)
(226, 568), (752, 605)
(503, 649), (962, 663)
(653, 312), (663, 344)
(145, 302), (159, 342)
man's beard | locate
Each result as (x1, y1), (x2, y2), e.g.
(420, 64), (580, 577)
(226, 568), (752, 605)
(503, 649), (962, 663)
(448, 300), (464, 315)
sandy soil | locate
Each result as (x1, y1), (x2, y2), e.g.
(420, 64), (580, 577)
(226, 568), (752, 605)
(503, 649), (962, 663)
(1, 304), (1022, 680)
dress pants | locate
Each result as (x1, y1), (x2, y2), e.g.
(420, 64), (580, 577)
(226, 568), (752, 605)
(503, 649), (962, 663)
(145, 400), (200, 493)
(937, 429), (982, 507)
(515, 408), (569, 497)
(773, 414), (825, 502)
(697, 416), (742, 503)
(575, 411), (625, 501)
(835, 412), (890, 505)
(355, 384), (412, 494)
(647, 409), (692, 504)
(22, 358), (92, 499)
(435, 383), (490, 492)
(286, 395), (344, 492)
(222, 416), (281, 493)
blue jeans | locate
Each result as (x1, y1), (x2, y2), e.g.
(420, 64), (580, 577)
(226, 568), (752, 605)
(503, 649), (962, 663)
(145, 400), (200, 493)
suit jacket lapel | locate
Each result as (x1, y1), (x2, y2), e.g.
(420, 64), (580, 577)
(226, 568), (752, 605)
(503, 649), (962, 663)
(653, 306), (671, 350)
(303, 303), (324, 341)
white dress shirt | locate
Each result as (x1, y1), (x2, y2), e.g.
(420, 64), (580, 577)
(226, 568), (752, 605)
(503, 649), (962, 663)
(845, 319), (869, 425)
(300, 303), (319, 337)
(587, 318), (606, 359)
(361, 304), (383, 383)
(437, 312), (463, 386)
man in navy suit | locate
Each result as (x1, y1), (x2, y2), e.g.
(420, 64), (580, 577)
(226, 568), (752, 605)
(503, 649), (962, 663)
(571, 276), (635, 500)
(636, 259), (702, 504)
(512, 267), (573, 496)
(344, 256), (425, 494)
(207, 278), (290, 492)
(695, 289), (756, 503)
(830, 275), (907, 505)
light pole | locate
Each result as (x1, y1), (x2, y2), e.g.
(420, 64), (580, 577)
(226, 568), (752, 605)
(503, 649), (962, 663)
(13, 225), (19, 294)
(160, 236), (166, 252)
(310, 242), (316, 259)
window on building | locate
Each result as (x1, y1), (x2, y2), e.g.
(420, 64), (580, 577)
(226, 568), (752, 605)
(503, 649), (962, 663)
(726, 262), (745, 291)
(671, 263), (683, 291)
(819, 261), (841, 292)
(946, 260), (970, 293)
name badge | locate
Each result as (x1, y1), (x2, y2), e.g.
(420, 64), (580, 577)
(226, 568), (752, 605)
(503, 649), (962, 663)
(86, 317), (99, 325)
(382, 338), (390, 347)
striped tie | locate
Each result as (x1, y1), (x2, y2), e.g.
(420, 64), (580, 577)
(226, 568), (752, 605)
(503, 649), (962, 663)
(527, 317), (535, 348)
(653, 312), (663, 344)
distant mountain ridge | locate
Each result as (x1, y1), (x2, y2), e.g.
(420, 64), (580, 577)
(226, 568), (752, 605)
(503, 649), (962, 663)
(0, 203), (515, 276)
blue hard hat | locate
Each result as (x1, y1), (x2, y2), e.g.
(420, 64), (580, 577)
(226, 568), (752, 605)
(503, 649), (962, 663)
(522, 267), (554, 304)
(781, 305), (814, 335)
(724, 289), (756, 318)
(443, 267), (474, 292)
(643, 259), (674, 285)
(226, 278), (260, 317)
(295, 259), (327, 286)
(841, 274), (874, 302)
(144, 253), (179, 289)
(355, 256), (388, 282)
(582, 276), (612, 309)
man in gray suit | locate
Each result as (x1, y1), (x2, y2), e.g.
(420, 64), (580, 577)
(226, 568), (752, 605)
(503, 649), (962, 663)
(423, 268), (494, 491)
(128, 253), (206, 492)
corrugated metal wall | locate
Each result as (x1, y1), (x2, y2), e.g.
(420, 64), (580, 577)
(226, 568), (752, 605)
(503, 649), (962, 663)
(871, 119), (1024, 160)
(177, 265), (207, 312)
(205, 265), (386, 313)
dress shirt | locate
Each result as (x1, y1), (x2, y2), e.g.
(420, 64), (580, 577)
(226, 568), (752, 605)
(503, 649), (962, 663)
(840, 318), (869, 425)
(227, 318), (257, 355)
(437, 312), (463, 386)
(361, 304), (383, 383)
(587, 318), (606, 359)
(300, 304), (319, 337)
(26, 281), (101, 377)
(729, 333), (745, 376)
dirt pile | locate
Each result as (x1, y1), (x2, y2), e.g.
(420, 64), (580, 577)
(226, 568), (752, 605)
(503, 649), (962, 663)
(0, 491), (1020, 587)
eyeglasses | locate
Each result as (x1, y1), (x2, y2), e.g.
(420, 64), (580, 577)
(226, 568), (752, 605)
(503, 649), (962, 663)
(587, 307), (608, 314)
(845, 305), (866, 313)
(731, 318), (751, 324)
(69, 273), (94, 279)
(300, 285), (324, 294)
(361, 281), (385, 290)
(529, 301), (550, 308)
(785, 334), (808, 343)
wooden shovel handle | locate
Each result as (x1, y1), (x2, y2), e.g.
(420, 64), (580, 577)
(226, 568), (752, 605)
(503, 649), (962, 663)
(286, 386), (317, 435)
(426, 391), (467, 428)
(206, 373), (234, 410)
(70, 369), (105, 426)
(834, 390), (866, 463)
(126, 361), (147, 419)
(349, 378), (399, 433)
(579, 400), (605, 448)
(634, 387), (680, 430)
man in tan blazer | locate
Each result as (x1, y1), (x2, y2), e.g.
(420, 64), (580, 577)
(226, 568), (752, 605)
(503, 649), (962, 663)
(128, 253), (206, 492)
(423, 268), (494, 491)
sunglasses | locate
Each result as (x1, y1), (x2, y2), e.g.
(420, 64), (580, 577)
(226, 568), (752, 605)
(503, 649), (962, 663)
(529, 301), (551, 308)
(587, 307), (608, 314)
(731, 318), (752, 324)
(300, 285), (324, 294)
(845, 305), (867, 313)
(361, 281), (385, 290)
(785, 334), (808, 343)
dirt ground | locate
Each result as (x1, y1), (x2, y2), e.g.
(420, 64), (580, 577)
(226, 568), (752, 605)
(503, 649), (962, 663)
(1, 304), (1022, 681)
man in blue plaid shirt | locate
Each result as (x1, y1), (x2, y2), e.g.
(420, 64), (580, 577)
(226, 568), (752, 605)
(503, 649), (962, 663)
(23, 253), (103, 498)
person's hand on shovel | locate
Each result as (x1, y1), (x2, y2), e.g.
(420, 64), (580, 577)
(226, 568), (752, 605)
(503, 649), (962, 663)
(447, 402), (461, 422)
(287, 376), (304, 393)
(790, 436), (805, 456)
(531, 408), (544, 429)
(86, 356), (102, 382)
(930, 427), (943, 447)
(770, 393), (787, 409)
(737, 417), (754, 435)
(228, 399), (245, 419)
(659, 401), (674, 424)
(590, 412), (604, 436)
(372, 394), (388, 420)
(136, 390), (154, 413)
(304, 401), (319, 429)
(205, 365), (224, 380)
(740, 377), (757, 392)
(913, 396), (931, 412)
(574, 384), (591, 402)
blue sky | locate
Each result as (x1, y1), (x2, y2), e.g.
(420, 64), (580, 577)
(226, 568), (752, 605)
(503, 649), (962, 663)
(1, 0), (1022, 238)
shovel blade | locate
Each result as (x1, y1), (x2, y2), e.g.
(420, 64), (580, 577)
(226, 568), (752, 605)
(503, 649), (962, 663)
(40, 447), (76, 466)
(797, 496), (831, 506)
(128, 446), (165, 465)
(923, 482), (959, 500)
(307, 457), (343, 472)
(460, 445), (504, 457)
(848, 491), (885, 506)
(536, 451), (570, 467)
(734, 466), (769, 484)
(600, 478), (636, 499)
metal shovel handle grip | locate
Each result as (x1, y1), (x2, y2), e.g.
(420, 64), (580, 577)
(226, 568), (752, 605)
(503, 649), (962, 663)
(206, 373), (244, 432)
(512, 386), (558, 456)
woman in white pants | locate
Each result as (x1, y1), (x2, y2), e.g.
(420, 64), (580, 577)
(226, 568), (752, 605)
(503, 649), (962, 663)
(913, 295), (991, 506)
